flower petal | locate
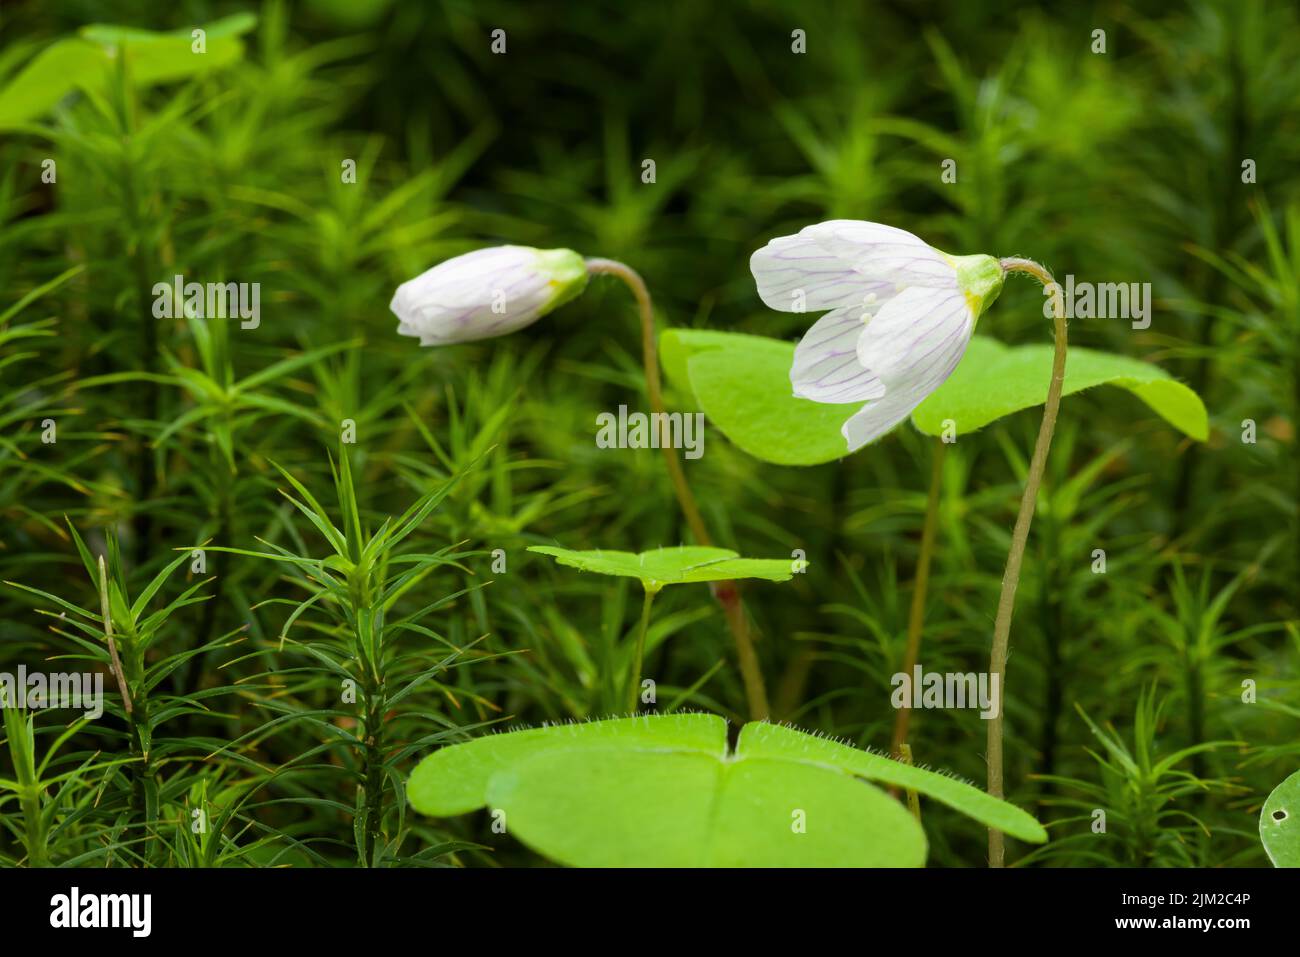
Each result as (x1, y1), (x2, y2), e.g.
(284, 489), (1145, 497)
(750, 220), (957, 315)
(790, 306), (887, 403)
(750, 233), (889, 312)
(805, 220), (957, 290)
(841, 286), (975, 450)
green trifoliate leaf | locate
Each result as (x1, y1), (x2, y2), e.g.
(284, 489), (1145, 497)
(492, 746), (921, 867)
(661, 329), (852, 465)
(528, 544), (798, 590)
(1261, 769), (1300, 867)
(737, 722), (1047, 843)
(409, 713), (726, 817)
(408, 715), (1047, 866)
(661, 328), (1208, 466)
(912, 336), (1208, 440)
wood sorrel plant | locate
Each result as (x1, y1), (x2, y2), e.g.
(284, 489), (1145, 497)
(736, 220), (1204, 866)
(391, 246), (771, 719)
(749, 224), (1053, 866)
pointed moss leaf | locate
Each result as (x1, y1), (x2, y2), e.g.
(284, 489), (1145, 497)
(1260, 769), (1300, 867)
(408, 714), (725, 816)
(527, 544), (797, 588)
(408, 715), (1047, 866)
(912, 337), (1208, 440)
(736, 722), (1047, 844)
(660, 329), (855, 466)
(490, 747), (925, 867)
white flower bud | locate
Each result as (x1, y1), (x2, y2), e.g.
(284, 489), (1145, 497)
(391, 245), (588, 346)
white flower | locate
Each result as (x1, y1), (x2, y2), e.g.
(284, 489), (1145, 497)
(391, 245), (588, 346)
(750, 220), (1004, 451)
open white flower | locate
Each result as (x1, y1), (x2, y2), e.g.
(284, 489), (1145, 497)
(750, 220), (1005, 451)
(391, 245), (588, 345)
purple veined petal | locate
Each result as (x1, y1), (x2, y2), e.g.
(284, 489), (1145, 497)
(749, 233), (889, 312)
(790, 306), (888, 403)
(840, 285), (975, 450)
(803, 221), (958, 290)
(854, 286), (970, 380)
(392, 249), (549, 340)
(750, 220), (958, 316)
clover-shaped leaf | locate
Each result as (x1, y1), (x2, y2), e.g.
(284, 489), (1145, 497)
(528, 545), (798, 591)
(661, 329), (1208, 466)
(1261, 769), (1300, 867)
(662, 330), (851, 466)
(408, 714), (1046, 867)
(912, 337), (1208, 440)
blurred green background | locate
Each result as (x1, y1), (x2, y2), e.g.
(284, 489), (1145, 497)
(0, 0), (1296, 867)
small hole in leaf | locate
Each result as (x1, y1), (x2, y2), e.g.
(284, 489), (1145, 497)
(1273, 809), (1288, 822)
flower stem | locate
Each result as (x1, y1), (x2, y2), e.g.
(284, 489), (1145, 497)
(627, 588), (657, 712)
(891, 438), (946, 760)
(586, 258), (770, 719)
(987, 257), (1068, 867)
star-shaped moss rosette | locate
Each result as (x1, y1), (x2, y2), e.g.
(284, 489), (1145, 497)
(1261, 769), (1300, 867)
(407, 714), (1047, 867)
(662, 329), (1208, 466)
(527, 544), (799, 591)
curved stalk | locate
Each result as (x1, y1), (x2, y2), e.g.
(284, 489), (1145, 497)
(987, 257), (1068, 867)
(586, 258), (770, 719)
(891, 439), (946, 760)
